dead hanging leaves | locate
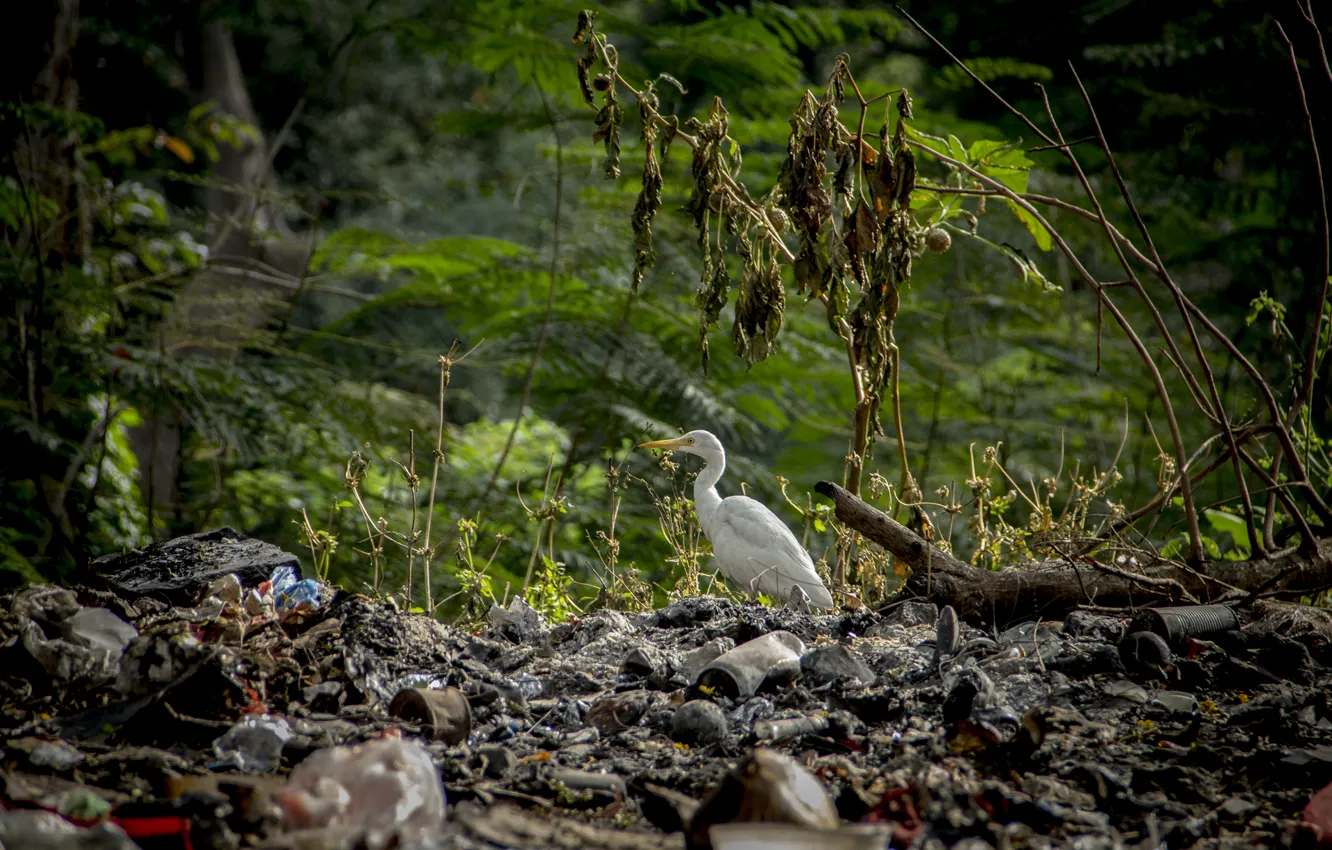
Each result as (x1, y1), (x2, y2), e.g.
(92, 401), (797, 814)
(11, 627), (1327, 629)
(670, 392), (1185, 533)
(631, 92), (666, 294)
(683, 98), (738, 373)
(573, 11), (598, 104)
(573, 23), (943, 391)
(733, 235), (786, 368)
(573, 10), (622, 179)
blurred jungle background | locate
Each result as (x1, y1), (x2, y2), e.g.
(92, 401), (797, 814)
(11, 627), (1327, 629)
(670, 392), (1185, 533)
(5, 0), (1330, 618)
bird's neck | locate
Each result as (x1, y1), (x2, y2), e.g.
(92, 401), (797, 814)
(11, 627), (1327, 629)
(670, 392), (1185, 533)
(693, 454), (724, 535)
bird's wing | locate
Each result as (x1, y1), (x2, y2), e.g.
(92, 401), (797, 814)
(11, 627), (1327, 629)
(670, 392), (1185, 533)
(709, 496), (833, 608)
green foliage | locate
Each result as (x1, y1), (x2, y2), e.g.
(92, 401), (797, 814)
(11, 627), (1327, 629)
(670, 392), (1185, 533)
(5, 0), (1327, 612)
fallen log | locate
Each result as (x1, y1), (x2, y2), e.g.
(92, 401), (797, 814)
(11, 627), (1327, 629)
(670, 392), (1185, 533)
(814, 480), (1332, 624)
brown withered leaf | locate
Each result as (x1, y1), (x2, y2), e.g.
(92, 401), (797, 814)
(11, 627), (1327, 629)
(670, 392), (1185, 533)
(573, 9), (597, 43)
(576, 46), (597, 106)
(793, 235), (822, 298)
(696, 257), (731, 374)
(734, 253), (786, 367)
(593, 103), (623, 179)
(631, 95), (663, 293)
(893, 147), (916, 208)
(777, 93), (831, 238)
(833, 143), (855, 201)
(842, 202), (880, 292)
(686, 100), (729, 248)
(870, 139), (895, 220)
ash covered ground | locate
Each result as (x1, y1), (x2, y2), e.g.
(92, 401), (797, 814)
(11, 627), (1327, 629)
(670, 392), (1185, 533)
(3, 528), (1332, 850)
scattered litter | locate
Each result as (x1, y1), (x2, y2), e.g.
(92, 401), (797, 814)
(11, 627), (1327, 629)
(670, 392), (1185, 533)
(2, 527), (1330, 850)
(277, 735), (445, 849)
(212, 714), (293, 773)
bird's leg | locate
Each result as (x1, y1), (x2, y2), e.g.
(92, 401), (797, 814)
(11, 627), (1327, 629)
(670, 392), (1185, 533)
(746, 561), (777, 599)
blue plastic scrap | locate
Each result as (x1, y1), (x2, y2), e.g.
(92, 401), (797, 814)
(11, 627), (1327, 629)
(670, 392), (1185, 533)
(268, 565), (322, 615)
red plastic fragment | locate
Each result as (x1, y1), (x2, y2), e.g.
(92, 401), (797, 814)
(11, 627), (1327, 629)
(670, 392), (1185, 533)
(113, 815), (194, 850)
(1303, 781), (1332, 845)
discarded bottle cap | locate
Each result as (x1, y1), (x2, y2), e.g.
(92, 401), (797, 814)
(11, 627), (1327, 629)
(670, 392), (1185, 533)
(389, 686), (472, 745)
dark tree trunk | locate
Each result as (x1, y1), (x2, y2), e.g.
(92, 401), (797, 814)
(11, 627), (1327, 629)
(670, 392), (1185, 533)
(18, 0), (86, 563)
(815, 480), (1332, 626)
(132, 16), (309, 535)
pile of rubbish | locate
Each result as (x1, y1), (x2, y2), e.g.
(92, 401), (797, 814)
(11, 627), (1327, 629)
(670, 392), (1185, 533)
(3, 527), (1332, 849)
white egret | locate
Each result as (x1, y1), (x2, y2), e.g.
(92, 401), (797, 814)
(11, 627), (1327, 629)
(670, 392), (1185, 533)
(638, 430), (835, 610)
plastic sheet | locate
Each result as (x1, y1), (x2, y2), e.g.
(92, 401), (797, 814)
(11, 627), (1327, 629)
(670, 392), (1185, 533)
(277, 735), (445, 849)
(211, 714), (293, 773)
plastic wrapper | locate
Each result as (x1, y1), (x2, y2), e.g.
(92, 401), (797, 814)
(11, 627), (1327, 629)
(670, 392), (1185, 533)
(212, 714), (293, 773)
(268, 565), (322, 617)
(11, 587), (137, 685)
(0, 810), (138, 850)
(277, 736), (445, 850)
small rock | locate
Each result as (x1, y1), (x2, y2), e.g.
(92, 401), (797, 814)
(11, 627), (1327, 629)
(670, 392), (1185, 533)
(488, 597), (548, 644)
(884, 600), (938, 627)
(1064, 610), (1125, 644)
(473, 745), (518, 779)
(585, 690), (652, 734)
(1047, 644), (1125, 678)
(933, 606), (960, 663)
(998, 621), (1063, 659)
(671, 699), (729, 746)
(800, 644), (875, 689)
(1119, 631), (1172, 673)
(833, 686), (904, 725)
(942, 666), (996, 725)
(648, 596), (738, 628)
(622, 645), (669, 679)
(302, 681), (344, 712)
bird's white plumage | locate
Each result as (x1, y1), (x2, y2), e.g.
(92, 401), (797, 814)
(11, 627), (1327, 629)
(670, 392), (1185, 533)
(638, 429), (834, 610)
(706, 495), (834, 609)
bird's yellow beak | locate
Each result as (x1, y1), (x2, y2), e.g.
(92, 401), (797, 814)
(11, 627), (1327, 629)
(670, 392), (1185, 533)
(637, 437), (688, 450)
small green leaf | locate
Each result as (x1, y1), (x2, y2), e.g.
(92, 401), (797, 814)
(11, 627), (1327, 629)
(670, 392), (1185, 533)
(1203, 508), (1251, 551)
(1004, 199), (1053, 251)
(813, 518), (826, 533)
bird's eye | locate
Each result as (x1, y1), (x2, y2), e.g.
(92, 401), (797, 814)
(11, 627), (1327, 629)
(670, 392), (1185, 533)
(688, 438), (695, 444)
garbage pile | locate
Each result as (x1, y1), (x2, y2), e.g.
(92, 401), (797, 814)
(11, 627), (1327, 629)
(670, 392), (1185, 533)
(4, 527), (1332, 849)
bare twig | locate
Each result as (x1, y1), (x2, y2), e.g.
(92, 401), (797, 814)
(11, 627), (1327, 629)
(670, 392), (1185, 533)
(421, 340), (480, 612)
(908, 137), (1207, 562)
(1065, 68), (1266, 557)
(1275, 21), (1330, 437)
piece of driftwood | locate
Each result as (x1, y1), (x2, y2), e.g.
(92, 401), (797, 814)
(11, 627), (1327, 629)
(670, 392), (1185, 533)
(814, 480), (1332, 624)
